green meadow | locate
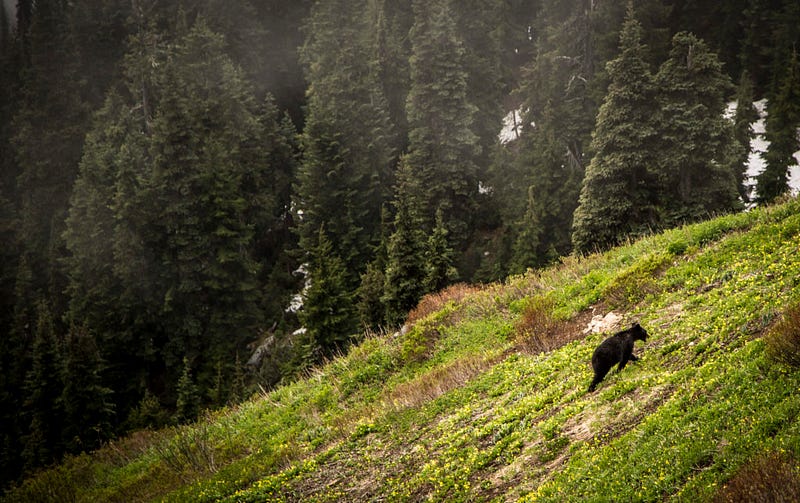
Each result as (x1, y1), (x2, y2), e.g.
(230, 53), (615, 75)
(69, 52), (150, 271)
(7, 198), (800, 502)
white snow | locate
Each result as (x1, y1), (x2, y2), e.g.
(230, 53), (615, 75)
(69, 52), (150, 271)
(498, 108), (533, 144)
(286, 263), (309, 313)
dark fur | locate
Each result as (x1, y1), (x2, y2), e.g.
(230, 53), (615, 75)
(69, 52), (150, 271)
(588, 323), (648, 392)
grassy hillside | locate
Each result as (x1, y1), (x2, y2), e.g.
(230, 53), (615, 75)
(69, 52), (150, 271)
(6, 198), (800, 502)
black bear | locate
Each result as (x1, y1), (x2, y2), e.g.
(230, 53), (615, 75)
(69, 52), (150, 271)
(588, 322), (648, 392)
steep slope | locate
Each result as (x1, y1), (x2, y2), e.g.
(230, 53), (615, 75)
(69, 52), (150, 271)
(6, 198), (800, 502)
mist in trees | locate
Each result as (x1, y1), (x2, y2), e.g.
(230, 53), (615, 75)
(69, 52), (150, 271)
(1, 0), (799, 487)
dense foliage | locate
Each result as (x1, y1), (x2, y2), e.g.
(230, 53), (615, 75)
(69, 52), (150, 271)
(0, 0), (799, 488)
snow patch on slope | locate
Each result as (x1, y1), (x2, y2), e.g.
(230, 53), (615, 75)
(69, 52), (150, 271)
(729, 99), (800, 203)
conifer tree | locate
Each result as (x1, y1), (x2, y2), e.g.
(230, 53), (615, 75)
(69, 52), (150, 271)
(299, 227), (357, 357)
(64, 18), (294, 419)
(382, 189), (428, 327)
(758, 49), (800, 204)
(573, 8), (659, 253)
(230, 353), (249, 404)
(12, 0), (91, 309)
(402, 0), (481, 249)
(1, 257), (35, 481)
(378, 0), (488, 294)
(509, 187), (544, 274)
(59, 323), (114, 454)
(21, 301), (62, 471)
(125, 389), (171, 431)
(373, 0), (413, 152)
(296, 0), (397, 284)
(655, 32), (742, 225)
(357, 206), (392, 330)
(453, 0), (507, 169)
(424, 207), (458, 293)
(358, 260), (388, 330)
(176, 357), (200, 423)
(733, 71), (760, 202)
(506, 0), (595, 267)
(0, 9), (21, 343)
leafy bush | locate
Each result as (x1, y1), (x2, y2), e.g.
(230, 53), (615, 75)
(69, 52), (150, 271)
(601, 252), (670, 308)
(667, 237), (689, 256)
(764, 301), (800, 367)
(513, 295), (570, 354)
(714, 451), (800, 502)
(400, 323), (442, 363)
(152, 423), (217, 481)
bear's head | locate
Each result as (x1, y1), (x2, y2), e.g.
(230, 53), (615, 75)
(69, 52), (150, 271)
(630, 322), (648, 342)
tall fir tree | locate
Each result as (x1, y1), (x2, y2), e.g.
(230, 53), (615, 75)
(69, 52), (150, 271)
(298, 227), (358, 357)
(654, 32), (742, 225)
(59, 323), (115, 454)
(0, 3), (22, 367)
(357, 205), (392, 330)
(757, 49), (800, 204)
(296, 0), (397, 285)
(175, 357), (200, 423)
(11, 0), (91, 313)
(373, 0), (413, 154)
(401, 0), (481, 250)
(64, 18), (295, 420)
(424, 207), (458, 293)
(453, 0), (507, 170)
(506, 0), (596, 268)
(732, 70), (760, 202)
(21, 301), (62, 472)
(573, 8), (659, 253)
(509, 121), (585, 268)
(382, 192), (428, 327)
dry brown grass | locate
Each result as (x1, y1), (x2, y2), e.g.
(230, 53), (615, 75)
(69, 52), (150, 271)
(714, 451), (800, 503)
(97, 429), (166, 467)
(386, 355), (495, 410)
(405, 283), (483, 326)
(513, 295), (573, 354)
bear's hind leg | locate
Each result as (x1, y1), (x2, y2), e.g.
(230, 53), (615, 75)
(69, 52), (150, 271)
(588, 365), (610, 392)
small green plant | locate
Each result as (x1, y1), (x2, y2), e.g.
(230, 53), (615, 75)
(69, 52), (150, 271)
(667, 237), (689, 256)
(764, 301), (800, 367)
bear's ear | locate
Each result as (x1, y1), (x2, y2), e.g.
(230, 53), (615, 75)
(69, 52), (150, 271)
(632, 322), (640, 329)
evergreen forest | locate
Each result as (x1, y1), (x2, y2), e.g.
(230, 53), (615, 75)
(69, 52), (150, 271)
(0, 0), (799, 489)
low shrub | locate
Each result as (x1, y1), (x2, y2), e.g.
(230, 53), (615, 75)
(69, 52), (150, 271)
(667, 237), (689, 256)
(400, 323), (441, 363)
(152, 423), (218, 481)
(714, 451), (800, 503)
(601, 253), (669, 308)
(764, 301), (800, 367)
(513, 295), (570, 354)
